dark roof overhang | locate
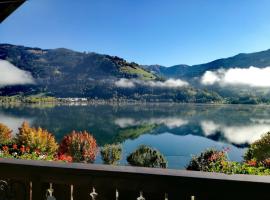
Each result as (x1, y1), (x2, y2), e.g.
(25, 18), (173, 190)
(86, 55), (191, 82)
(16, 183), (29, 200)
(0, 0), (26, 23)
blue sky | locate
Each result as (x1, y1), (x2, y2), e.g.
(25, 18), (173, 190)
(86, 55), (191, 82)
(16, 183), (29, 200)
(1, 0), (270, 66)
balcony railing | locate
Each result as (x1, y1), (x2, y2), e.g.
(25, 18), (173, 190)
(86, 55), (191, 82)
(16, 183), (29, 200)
(0, 158), (270, 200)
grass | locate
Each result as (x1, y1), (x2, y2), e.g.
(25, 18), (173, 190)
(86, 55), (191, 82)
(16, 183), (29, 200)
(0, 94), (57, 104)
(120, 66), (157, 80)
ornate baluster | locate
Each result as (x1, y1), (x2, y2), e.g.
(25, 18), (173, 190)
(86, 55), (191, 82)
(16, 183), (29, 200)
(70, 184), (74, 200)
(164, 193), (168, 200)
(46, 183), (56, 200)
(90, 187), (98, 200)
(116, 189), (119, 200)
(137, 191), (145, 200)
(0, 180), (28, 200)
(0, 180), (8, 198)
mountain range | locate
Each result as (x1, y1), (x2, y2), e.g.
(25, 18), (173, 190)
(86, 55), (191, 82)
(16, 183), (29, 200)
(143, 48), (270, 79)
(1, 43), (270, 103)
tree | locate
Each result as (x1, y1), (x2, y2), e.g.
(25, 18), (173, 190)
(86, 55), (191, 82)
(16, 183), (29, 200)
(127, 145), (167, 168)
(101, 144), (122, 165)
(0, 123), (12, 145)
(59, 131), (98, 163)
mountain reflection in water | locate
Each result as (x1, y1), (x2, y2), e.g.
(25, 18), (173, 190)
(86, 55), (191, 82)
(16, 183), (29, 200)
(0, 104), (269, 168)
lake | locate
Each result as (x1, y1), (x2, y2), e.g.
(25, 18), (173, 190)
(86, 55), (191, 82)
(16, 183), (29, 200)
(1, 103), (270, 169)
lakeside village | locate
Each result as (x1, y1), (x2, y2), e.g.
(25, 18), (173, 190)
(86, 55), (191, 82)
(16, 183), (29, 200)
(0, 96), (186, 105)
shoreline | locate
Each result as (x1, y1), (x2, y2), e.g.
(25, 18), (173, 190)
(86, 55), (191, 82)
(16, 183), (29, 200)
(0, 100), (270, 107)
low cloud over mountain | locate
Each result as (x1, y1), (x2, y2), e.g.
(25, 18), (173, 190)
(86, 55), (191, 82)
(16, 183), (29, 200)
(4, 43), (270, 103)
(201, 66), (270, 87)
(0, 60), (34, 87)
(115, 78), (189, 88)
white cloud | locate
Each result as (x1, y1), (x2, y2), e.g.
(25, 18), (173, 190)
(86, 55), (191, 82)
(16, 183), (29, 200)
(146, 79), (189, 88)
(201, 66), (270, 87)
(148, 117), (188, 129)
(114, 118), (136, 128)
(221, 125), (269, 145)
(201, 120), (221, 136)
(115, 78), (189, 88)
(115, 117), (188, 129)
(201, 70), (223, 85)
(115, 78), (135, 88)
(0, 60), (35, 87)
(200, 120), (270, 145)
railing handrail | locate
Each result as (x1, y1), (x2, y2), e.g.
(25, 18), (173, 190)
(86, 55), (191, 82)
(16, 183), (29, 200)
(0, 158), (270, 184)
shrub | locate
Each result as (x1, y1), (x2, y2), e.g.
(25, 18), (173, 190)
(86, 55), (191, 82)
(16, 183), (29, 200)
(0, 143), (54, 161)
(56, 154), (73, 163)
(127, 145), (167, 168)
(186, 148), (228, 171)
(244, 132), (270, 162)
(100, 144), (122, 165)
(186, 148), (261, 175)
(16, 121), (58, 155)
(214, 161), (270, 175)
(59, 131), (98, 163)
(0, 123), (12, 145)
(262, 158), (270, 168)
(19, 152), (55, 161)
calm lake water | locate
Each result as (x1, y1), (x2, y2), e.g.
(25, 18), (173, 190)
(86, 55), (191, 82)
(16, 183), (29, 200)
(1, 103), (270, 169)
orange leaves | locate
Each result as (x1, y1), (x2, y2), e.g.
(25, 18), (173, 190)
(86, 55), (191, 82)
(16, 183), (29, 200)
(0, 121), (98, 163)
(59, 131), (98, 163)
(56, 154), (73, 163)
(16, 121), (58, 155)
(0, 123), (12, 145)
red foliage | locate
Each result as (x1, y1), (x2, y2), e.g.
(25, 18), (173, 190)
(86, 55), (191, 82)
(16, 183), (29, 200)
(20, 145), (25, 153)
(246, 159), (257, 167)
(208, 151), (226, 162)
(57, 154), (73, 162)
(59, 131), (98, 163)
(12, 144), (18, 150)
(2, 145), (8, 152)
(34, 149), (41, 155)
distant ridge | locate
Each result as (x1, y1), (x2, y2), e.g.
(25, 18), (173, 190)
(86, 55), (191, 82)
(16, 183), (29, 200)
(143, 49), (270, 79)
(2, 43), (270, 104)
